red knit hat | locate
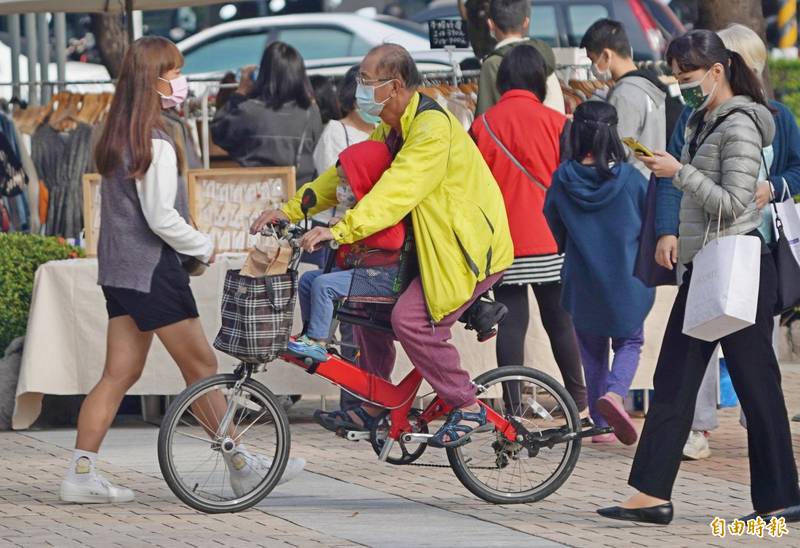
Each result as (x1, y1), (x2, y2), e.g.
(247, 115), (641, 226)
(338, 141), (393, 200)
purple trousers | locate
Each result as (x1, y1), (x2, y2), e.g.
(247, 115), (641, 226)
(354, 273), (502, 409)
(576, 327), (644, 428)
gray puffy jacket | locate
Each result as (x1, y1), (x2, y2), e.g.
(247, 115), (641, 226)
(674, 96), (775, 262)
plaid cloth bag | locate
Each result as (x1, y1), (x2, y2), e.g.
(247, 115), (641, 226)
(214, 269), (297, 364)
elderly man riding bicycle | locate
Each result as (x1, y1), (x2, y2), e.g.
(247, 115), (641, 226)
(252, 44), (514, 448)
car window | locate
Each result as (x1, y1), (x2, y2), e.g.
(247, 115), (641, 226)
(277, 27), (355, 60)
(182, 32), (266, 74)
(529, 5), (558, 47)
(567, 4), (611, 46)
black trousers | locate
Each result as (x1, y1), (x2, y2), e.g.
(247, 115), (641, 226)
(494, 282), (588, 411)
(629, 252), (800, 513)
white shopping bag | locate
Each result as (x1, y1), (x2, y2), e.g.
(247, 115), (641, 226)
(682, 234), (761, 342)
(773, 195), (800, 265)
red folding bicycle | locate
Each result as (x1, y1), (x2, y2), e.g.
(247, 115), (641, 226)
(157, 191), (610, 513)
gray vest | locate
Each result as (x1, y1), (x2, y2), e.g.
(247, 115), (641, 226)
(97, 128), (191, 292)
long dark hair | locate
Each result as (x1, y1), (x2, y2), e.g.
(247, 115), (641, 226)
(497, 44), (547, 101)
(95, 36), (182, 178)
(666, 29), (768, 107)
(569, 101), (626, 180)
(310, 75), (341, 124)
(338, 65), (360, 117)
(252, 41), (313, 110)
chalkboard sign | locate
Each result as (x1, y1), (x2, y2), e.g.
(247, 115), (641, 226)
(428, 18), (470, 49)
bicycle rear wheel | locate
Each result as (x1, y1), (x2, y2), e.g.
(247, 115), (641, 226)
(447, 366), (581, 504)
(157, 373), (291, 513)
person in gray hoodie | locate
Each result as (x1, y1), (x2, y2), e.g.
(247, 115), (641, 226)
(598, 30), (800, 526)
(580, 19), (666, 178)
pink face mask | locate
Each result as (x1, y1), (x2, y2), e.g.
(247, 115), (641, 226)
(158, 76), (189, 109)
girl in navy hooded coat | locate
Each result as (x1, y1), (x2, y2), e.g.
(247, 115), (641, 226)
(544, 101), (654, 445)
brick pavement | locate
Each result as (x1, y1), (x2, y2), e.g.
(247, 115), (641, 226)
(1, 367), (799, 547)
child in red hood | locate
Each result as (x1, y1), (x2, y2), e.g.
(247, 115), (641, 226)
(289, 141), (405, 361)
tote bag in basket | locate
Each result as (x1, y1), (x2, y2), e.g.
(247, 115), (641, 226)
(214, 270), (297, 364)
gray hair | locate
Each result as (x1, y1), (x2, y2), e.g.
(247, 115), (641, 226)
(718, 24), (767, 79)
(369, 44), (422, 88)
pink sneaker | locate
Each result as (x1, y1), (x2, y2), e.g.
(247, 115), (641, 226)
(597, 395), (638, 446)
(592, 433), (616, 444)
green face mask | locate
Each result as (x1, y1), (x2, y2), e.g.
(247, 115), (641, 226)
(679, 69), (715, 110)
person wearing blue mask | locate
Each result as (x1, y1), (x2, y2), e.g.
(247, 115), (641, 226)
(655, 24), (800, 462)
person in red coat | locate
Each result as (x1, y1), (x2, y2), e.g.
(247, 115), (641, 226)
(471, 44), (589, 422)
(290, 141), (405, 362)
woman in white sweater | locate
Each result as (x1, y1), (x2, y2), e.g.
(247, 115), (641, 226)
(60, 37), (303, 504)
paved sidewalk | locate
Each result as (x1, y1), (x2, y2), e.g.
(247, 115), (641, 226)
(0, 365), (799, 547)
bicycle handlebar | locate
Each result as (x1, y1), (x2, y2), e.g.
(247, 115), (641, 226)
(260, 221), (338, 251)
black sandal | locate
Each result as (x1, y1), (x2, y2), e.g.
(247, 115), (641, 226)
(313, 406), (381, 433)
(428, 406), (491, 448)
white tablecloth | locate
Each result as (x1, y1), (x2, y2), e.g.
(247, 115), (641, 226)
(13, 257), (676, 429)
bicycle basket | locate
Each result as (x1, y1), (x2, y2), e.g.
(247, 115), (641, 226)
(213, 269), (297, 364)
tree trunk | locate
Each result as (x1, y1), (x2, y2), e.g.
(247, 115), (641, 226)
(697, 0), (766, 35)
(90, 14), (127, 79)
(697, 0), (773, 98)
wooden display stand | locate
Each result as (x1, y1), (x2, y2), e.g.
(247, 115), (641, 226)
(81, 167), (296, 257)
(187, 167), (296, 253)
(82, 173), (102, 257)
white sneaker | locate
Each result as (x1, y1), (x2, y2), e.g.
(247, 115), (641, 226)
(682, 430), (711, 460)
(225, 450), (305, 497)
(60, 474), (135, 503)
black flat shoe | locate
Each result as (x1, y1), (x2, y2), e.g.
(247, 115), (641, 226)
(597, 502), (674, 525)
(741, 504), (800, 523)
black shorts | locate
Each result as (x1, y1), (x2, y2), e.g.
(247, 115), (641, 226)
(103, 247), (199, 332)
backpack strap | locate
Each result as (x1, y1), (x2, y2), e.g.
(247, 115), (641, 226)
(688, 107), (761, 160)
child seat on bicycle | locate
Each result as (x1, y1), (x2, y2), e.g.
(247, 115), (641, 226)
(291, 141), (405, 361)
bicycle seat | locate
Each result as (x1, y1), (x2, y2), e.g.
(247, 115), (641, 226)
(335, 300), (395, 334)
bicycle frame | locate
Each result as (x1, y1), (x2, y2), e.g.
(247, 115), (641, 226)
(279, 350), (520, 447)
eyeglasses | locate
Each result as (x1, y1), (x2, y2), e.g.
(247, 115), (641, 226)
(356, 76), (393, 87)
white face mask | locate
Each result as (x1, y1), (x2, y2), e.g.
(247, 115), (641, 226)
(591, 53), (612, 81)
(336, 181), (356, 209)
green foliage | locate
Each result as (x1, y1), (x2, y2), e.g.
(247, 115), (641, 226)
(770, 60), (800, 121)
(0, 234), (84, 353)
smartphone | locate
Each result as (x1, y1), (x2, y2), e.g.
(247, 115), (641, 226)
(235, 68), (259, 82)
(622, 137), (654, 157)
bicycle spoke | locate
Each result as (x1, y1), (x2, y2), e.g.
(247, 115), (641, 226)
(186, 408), (215, 435)
(233, 408), (268, 444)
(174, 429), (215, 445)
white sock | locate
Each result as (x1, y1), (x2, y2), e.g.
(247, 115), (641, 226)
(66, 449), (97, 482)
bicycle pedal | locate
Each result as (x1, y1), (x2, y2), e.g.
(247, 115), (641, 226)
(575, 425), (615, 440)
(345, 430), (371, 442)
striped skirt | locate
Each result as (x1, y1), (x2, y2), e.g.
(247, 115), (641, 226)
(499, 254), (564, 286)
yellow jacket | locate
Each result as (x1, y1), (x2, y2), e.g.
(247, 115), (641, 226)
(283, 92), (513, 322)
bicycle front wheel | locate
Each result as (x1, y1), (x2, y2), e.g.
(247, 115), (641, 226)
(447, 366), (581, 504)
(157, 373), (291, 513)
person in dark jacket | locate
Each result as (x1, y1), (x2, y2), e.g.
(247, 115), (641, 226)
(544, 101), (654, 446)
(471, 44), (588, 424)
(211, 41), (323, 187)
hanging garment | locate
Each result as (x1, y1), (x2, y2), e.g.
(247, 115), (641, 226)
(0, 132), (27, 197)
(32, 122), (93, 239)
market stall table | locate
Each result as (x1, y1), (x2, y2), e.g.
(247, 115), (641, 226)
(13, 257), (677, 429)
